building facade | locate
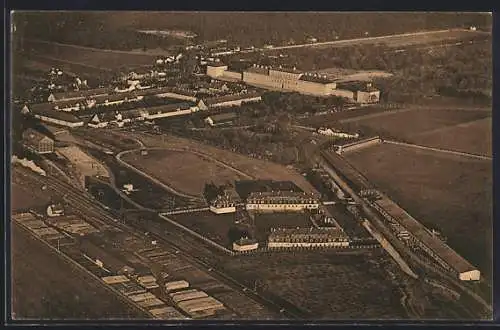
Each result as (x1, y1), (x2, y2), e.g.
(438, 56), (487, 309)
(246, 191), (320, 212)
(267, 227), (349, 248)
(232, 238), (259, 252)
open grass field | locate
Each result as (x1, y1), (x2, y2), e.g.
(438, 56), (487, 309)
(25, 39), (157, 71)
(411, 117), (492, 156)
(222, 252), (407, 319)
(126, 132), (319, 196)
(11, 181), (52, 213)
(171, 211), (236, 247)
(121, 149), (249, 197)
(11, 223), (147, 320)
(340, 108), (490, 141)
(344, 143), (492, 278)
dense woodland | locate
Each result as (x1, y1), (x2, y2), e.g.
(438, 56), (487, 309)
(13, 12), (491, 50)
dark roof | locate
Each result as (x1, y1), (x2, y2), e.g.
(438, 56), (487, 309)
(235, 180), (303, 199)
(270, 67), (303, 74)
(374, 196), (477, 274)
(31, 107), (83, 123)
(93, 92), (138, 104)
(207, 112), (238, 123)
(245, 66), (270, 75)
(268, 227), (346, 239)
(299, 74), (335, 84)
(22, 128), (53, 143)
(204, 92), (262, 106)
(145, 102), (192, 114)
(135, 86), (172, 97)
(53, 87), (111, 100)
(337, 81), (379, 93)
(247, 190), (316, 200)
(206, 62), (228, 67)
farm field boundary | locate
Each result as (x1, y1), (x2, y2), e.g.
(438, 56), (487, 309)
(384, 140), (492, 161)
(339, 108), (414, 124)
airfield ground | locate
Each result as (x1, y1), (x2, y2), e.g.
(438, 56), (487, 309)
(344, 142), (492, 277)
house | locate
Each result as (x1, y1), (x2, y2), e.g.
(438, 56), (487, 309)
(22, 128), (55, 154)
(204, 112), (238, 127)
(88, 114), (109, 128)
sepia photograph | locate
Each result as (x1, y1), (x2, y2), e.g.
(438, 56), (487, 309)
(9, 11), (493, 322)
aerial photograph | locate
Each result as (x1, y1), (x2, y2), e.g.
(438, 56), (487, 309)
(9, 11), (492, 321)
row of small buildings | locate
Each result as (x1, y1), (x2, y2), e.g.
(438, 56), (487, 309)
(206, 63), (380, 103)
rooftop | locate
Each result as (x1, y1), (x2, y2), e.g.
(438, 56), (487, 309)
(245, 66), (270, 75)
(337, 81), (379, 93)
(268, 227), (346, 238)
(299, 74), (336, 84)
(247, 190), (316, 201)
(31, 107), (83, 123)
(270, 66), (303, 74)
(374, 195), (477, 274)
(145, 102), (192, 114)
(204, 92), (262, 106)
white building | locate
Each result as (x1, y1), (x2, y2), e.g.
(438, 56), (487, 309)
(245, 191), (320, 212)
(233, 238), (259, 252)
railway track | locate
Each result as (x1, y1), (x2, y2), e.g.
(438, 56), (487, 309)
(13, 166), (303, 319)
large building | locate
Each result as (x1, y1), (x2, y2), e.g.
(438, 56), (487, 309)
(209, 187), (240, 214)
(22, 128), (54, 154)
(246, 191), (320, 212)
(206, 63), (380, 102)
(267, 227), (349, 248)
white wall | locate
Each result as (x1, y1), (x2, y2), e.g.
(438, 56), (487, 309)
(459, 270), (480, 281)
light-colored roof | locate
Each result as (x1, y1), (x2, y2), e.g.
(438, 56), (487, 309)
(207, 112), (238, 123)
(374, 196), (477, 274)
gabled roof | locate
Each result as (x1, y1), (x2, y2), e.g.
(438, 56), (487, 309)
(204, 92), (262, 106)
(31, 107), (83, 123)
(145, 102), (192, 114)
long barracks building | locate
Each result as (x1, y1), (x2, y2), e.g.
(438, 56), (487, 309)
(206, 63), (380, 102)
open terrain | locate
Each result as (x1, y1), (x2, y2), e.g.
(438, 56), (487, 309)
(11, 180), (52, 212)
(410, 117), (491, 156)
(121, 148), (249, 197)
(124, 131), (319, 196)
(222, 252), (407, 319)
(11, 223), (147, 320)
(171, 211), (236, 247)
(24, 39), (157, 72)
(344, 143), (492, 278)
(340, 108), (491, 141)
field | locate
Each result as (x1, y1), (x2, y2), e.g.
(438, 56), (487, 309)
(340, 108), (491, 141)
(11, 224), (147, 320)
(24, 39), (157, 71)
(411, 117), (492, 156)
(170, 211), (237, 247)
(126, 132), (319, 195)
(344, 143), (492, 277)
(11, 180), (51, 213)
(222, 252), (407, 319)
(121, 149), (249, 197)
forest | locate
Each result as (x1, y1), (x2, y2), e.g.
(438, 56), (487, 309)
(13, 12), (491, 50)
